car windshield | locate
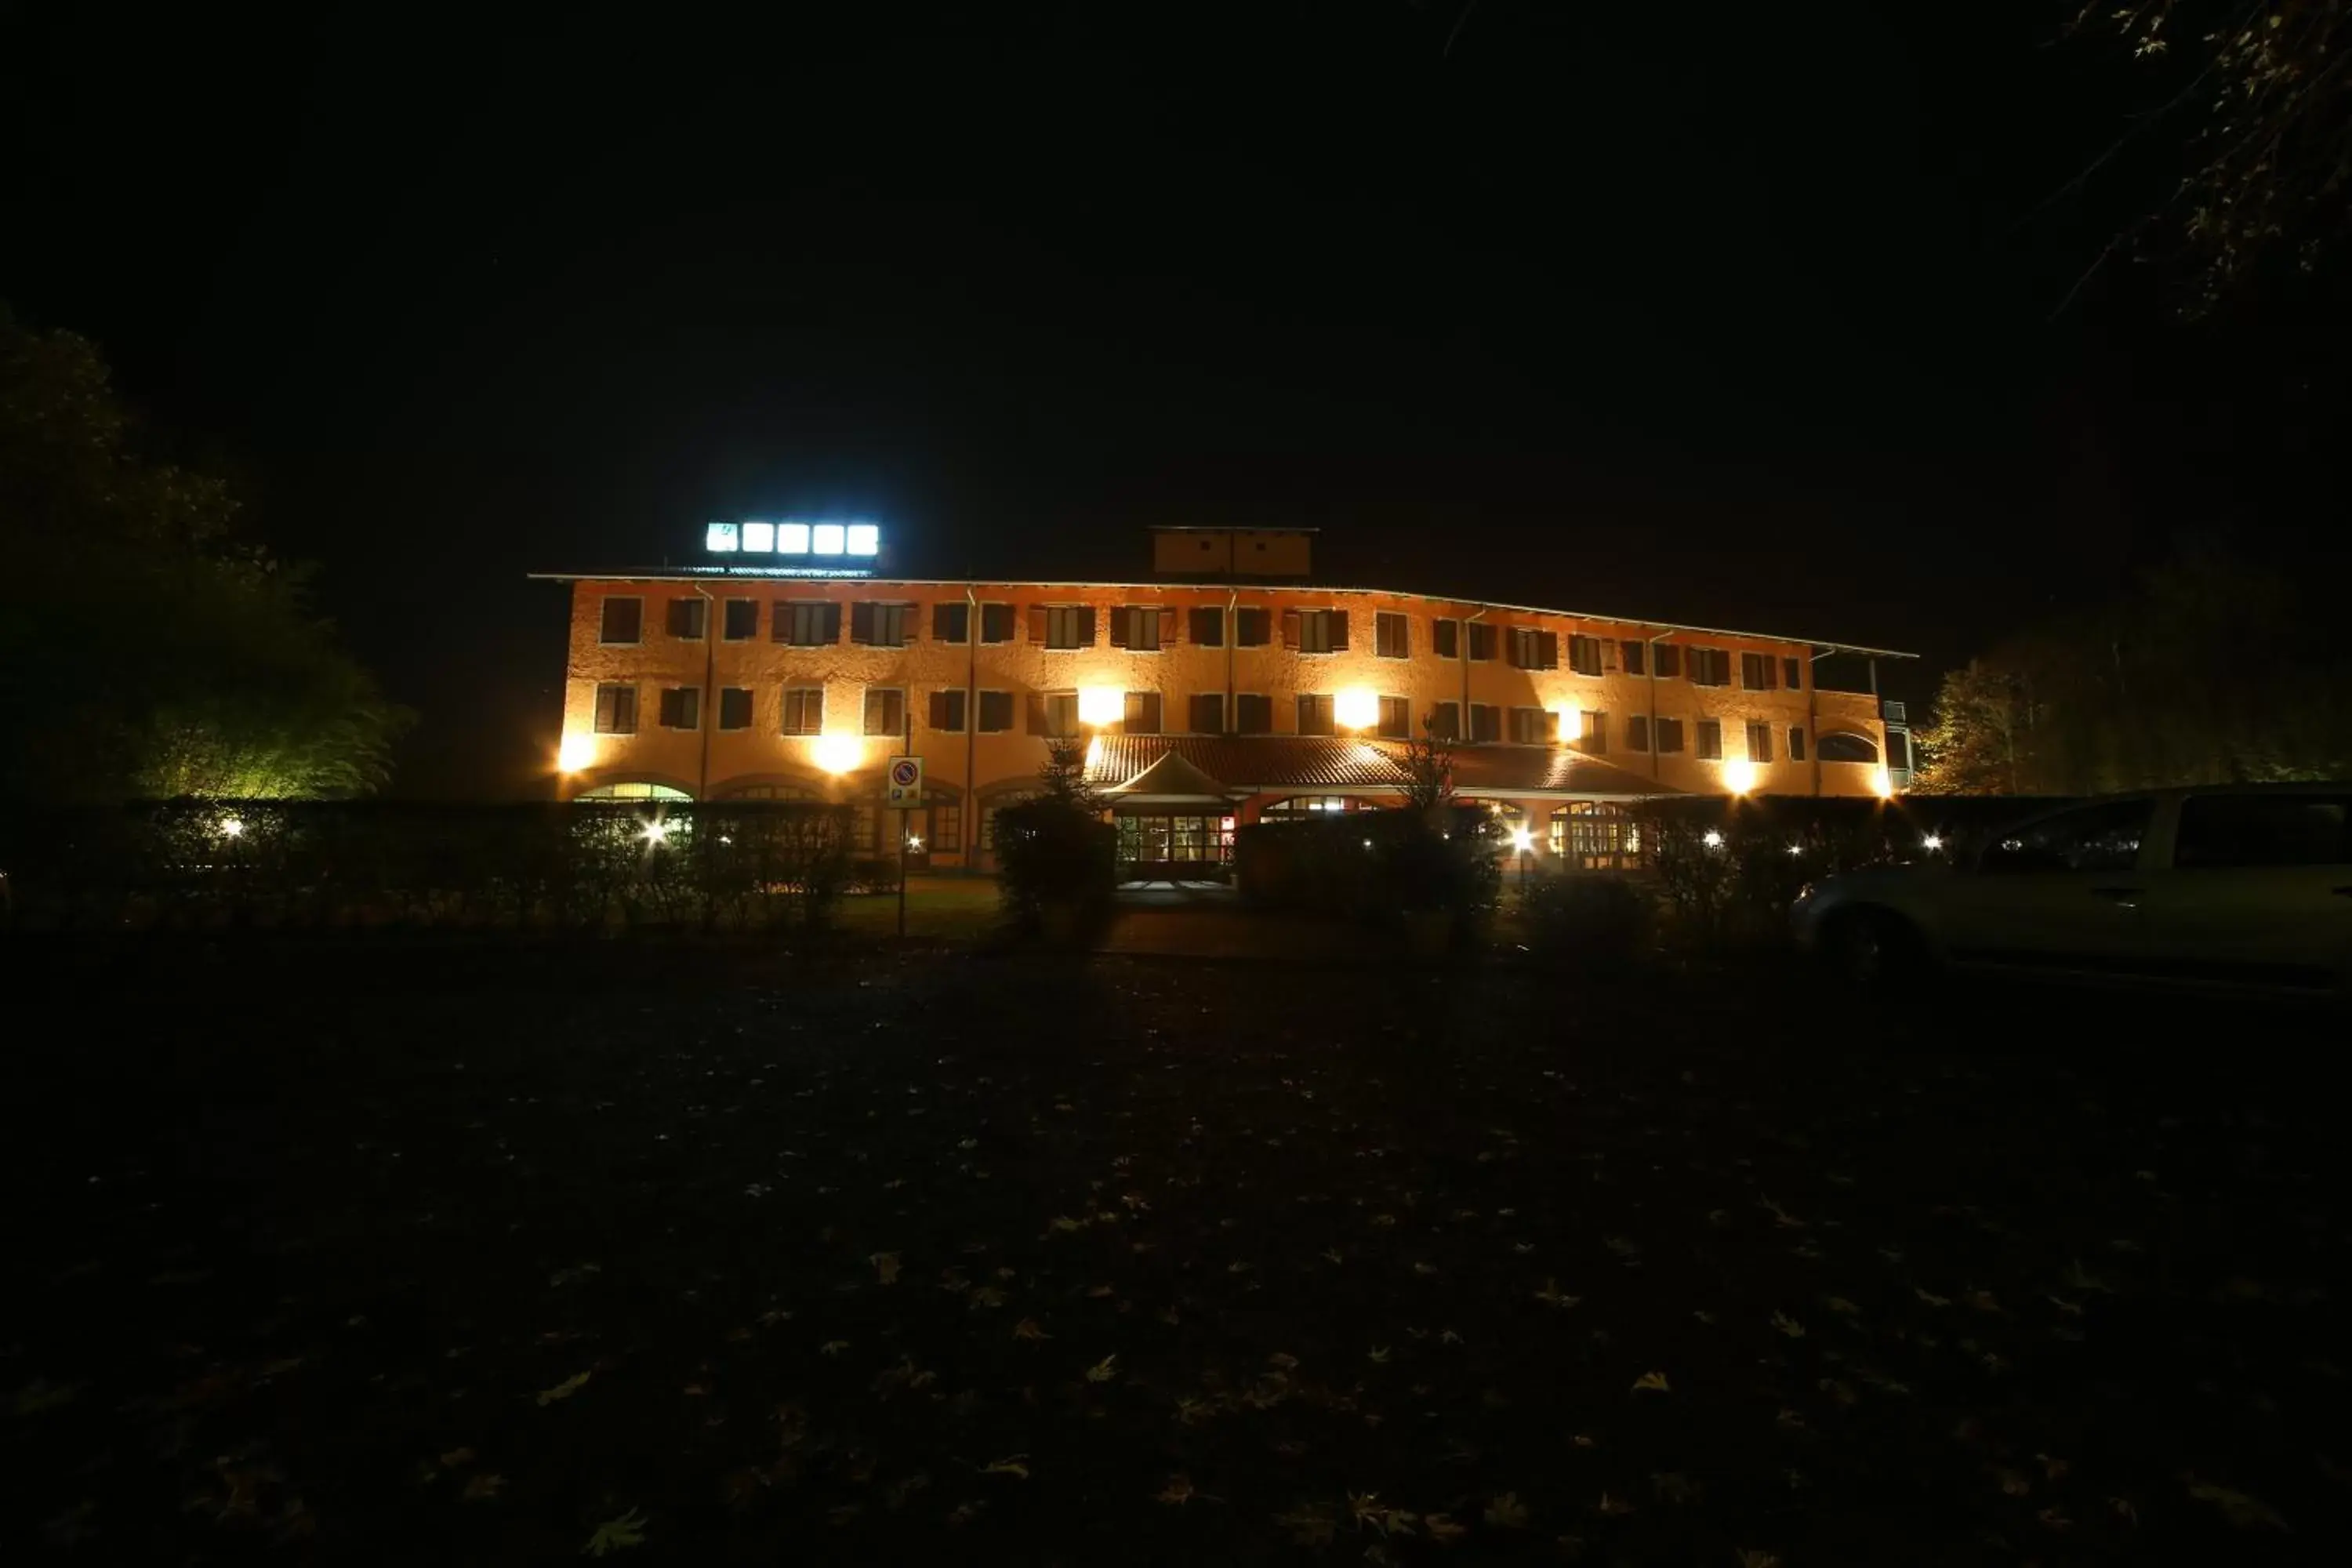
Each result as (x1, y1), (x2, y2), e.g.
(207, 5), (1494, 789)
(1978, 798), (2151, 874)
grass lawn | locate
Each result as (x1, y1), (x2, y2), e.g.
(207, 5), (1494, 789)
(831, 873), (1007, 942)
(3, 940), (2342, 1563)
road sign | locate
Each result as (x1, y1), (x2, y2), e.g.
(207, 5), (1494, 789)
(886, 756), (924, 806)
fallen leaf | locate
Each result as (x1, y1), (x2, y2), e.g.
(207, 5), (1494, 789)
(583, 1507), (647, 1555)
(1485, 1492), (1530, 1528)
(979, 1455), (1029, 1479)
(1425, 1512), (1468, 1543)
(439, 1447), (476, 1468)
(1085, 1354), (1118, 1383)
(535, 1371), (591, 1406)
(15, 1381), (81, 1416)
(1012, 1319), (1051, 1342)
(1155, 1474), (1196, 1505)
(1596, 1491), (1633, 1515)
(1915, 1287), (1951, 1308)
(870, 1253), (901, 1286)
(820, 1340), (851, 1356)
(1368, 1345), (1392, 1364)
(463, 1472), (505, 1501)
(2187, 1481), (2288, 1530)
(1277, 1502), (1337, 1547)
(1630, 1370), (1671, 1393)
(1770, 1312), (1806, 1338)
(1735, 1552), (1781, 1568)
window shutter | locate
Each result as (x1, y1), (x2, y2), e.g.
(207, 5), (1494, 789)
(1540, 630), (1559, 670)
(1026, 693), (1047, 735)
(1076, 607), (1097, 646)
(928, 691), (950, 729)
(850, 602), (875, 644)
(1189, 694), (1218, 733)
(1188, 606), (1221, 646)
(1433, 619), (1458, 659)
(1328, 610), (1349, 652)
(821, 603), (843, 644)
(1109, 608), (1130, 648)
(1028, 604), (1048, 644)
(1282, 609), (1301, 650)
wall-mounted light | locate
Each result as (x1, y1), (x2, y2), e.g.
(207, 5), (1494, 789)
(1077, 686), (1124, 727)
(1702, 829), (1726, 849)
(811, 735), (863, 774)
(1722, 759), (1759, 795)
(557, 734), (596, 774)
(1871, 767), (1896, 799)
(1334, 688), (1379, 730)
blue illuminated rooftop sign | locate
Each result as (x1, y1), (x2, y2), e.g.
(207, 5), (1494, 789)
(707, 520), (880, 558)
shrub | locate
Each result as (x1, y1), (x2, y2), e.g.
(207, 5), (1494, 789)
(1236, 804), (1498, 944)
(1519, 873), (1650, 965)
(994, 741), (1116, 936)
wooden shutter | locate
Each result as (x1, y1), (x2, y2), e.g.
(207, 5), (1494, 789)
(928, 691), (951, 729)
(1076, 607), (1097, 646)
(1026, 693), (1047, 735)
(1189, 694), (1220, 733)
(849, 602), (875, 644)
(1281, 609), (1301, 650)
(1327, 610), (1349, 652)
(1188, 606), (1221, 646)
(1109, 608), (1130, 648)
(1540, 631), (1559, 670)
(1028, 604), (1049, 644)
(821, 604), (843, 644)
(1432, 619), (1457, 659)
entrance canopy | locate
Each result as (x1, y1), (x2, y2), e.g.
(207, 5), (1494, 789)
(1098, 748), (1238, 810)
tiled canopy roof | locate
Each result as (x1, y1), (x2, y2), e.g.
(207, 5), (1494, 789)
(1084, 735), (1675, 799)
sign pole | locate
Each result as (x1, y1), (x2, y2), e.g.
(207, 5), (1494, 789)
(896, 709), (913, 939)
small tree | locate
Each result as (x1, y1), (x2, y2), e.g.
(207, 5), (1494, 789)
(1402, 714), (1457, 815)
(995, 739), (1114, 935)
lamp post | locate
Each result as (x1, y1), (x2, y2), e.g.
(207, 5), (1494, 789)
(1510, 826), (1534, 895)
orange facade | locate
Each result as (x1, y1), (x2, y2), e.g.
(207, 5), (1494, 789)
(549, 575), (1899, 866)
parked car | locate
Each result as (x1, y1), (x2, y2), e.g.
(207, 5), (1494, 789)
(1793, 784), (2352, 997)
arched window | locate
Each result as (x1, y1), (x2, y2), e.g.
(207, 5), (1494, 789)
(1816, 731), (1880, 764)
(1549, 802), (1641, 869)
(710, 782), (814, 800)
(573, 782), (692, 801)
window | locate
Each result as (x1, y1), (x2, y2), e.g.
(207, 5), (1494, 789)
(781, 686), (825, 735)
(1432, 617), (1461, 659)
(1296, 694), (1336, 735)
(1577, 710), (1607, 753)
(851, 602), (911, 647)
(1508, 706), (1549, 745)
(1284, 608), (1349, 654)
(1509, 626), (1559, 670)
(1981, 798), (2152, 875)
(1621, 639), (1647, 677)
(1740, 652), (1777, 690)
(1429, 701), (1461, 740)
(1695, 719), (1723, 760)
(1259, 795), (1360, 818)
(1745, 720), (1774, 764)
(1236, 693), (1273, 735)
(718, 688), (753, 730)
(666, 598), (706, 639)
(1124, 691), (1162, 734)
(2175, 794), (2351, 868)
(657, 687), (700, 730)
(1235, 608), (1272, 647)
(1039, 691), (1080, 737)
(1377, 695), (1410, 739)
(932, 802), (963, 853)
(1690, 648), (1732, 686)
(1626, 714), (1651, 752)
(1467, 622), (1498, 662)
(978, 691), (1014, 733)
(1782, 655), (1804, 690)
(1568, 634), (1603, 676)
(1817, 731), (1880, 764)
(1653, 643), (1682, 679)
(1469, 703), (1501, 743)
(863, 688), (905, 736)
(980, 603), (1015, 643)
(1654, 717), (1685, 753)
(1189, 693), (1224, 734)
(1111, 606), (1163, 650)
(1788, 726), (1807, 763)
(1037, 604), (1094, 649)
(1552, 802), (1640, 871)
(599, 597), (642, 644)
(593, 683), (637, 734)
(722, 598), (758, 640)
(927, 690), (967, 733)
(777, 601), (840, 646)
(1375, 611), (1410, 658)
(1189, 606), (1224, 647)
(932, 602), (970, 644)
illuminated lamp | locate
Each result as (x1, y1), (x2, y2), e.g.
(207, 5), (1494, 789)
(557, 734), (596, 773)
(1333, 688), (1379, 729)
(1555, 708), (1574, 743)
(811, 523), (845, 555)
(845, 523), (880, 556)
(1872, 767), (1896, 799)
(705, 521), (739, 552)
(1722, 759), (1758, 795)
(641, 821), (670, 844)
(1510, 827), (1534, 853)
(777, 521), (811, 554)
(1922, 833), (1944, 851)
(1702, 829), (1726, 849)
(742, 521), (775, 552)
(219, 815), (246, 840)
(811, 735), (863, 774)
(1077, 686), (1124, 726)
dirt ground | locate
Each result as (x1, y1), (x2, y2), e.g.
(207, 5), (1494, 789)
(3, 937), (2343, 1564)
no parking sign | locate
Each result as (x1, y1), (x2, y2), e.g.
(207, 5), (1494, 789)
(886, 756), (924, 806)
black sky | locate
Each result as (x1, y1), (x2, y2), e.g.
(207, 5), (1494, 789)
(6, 2), (2347, 796)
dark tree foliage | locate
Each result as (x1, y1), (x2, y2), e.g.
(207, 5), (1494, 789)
(0, 308), (408, 800)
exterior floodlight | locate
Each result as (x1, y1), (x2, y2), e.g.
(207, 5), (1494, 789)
(1722, 760), (1758, 795)
(846, 524), (880, 555)
(1922, 833), (1944, 851)
(641, 821), (670, 844)
(1333, 688), (1379, 729)
(220, 816), (246, 839)
(811, 523), (845, 555)
(778, 521), (811, 554)
(1872, 767), (1896, 799)
(1077, 686), (1124, 726)
(705, 522), (739, 552)
(1510, 827), (1534, 853)
(905, 835), (923, 852)
(557, 735), (596, 773)
(1786, 842), (1804, 856)
(811, 735), (863, 774)
(742, 521), (775, 552)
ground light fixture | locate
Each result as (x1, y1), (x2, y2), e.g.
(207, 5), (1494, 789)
(1786, 842), (1804, 855)
(218, 816), (246, 840)
(1702, 829), (1726, 849)
(1922, 833), (1944, 851)
(641, 821), (670, 845)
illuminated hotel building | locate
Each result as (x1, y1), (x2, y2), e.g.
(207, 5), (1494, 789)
(536, 525), (1911, 870)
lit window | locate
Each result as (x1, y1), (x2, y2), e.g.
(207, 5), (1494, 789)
(706, 522), (739, 552)
(742, 521), (775, 552)
(812, 523), (845, 554)
(777, 521), (811, 554)
(845, 523), (880, 555)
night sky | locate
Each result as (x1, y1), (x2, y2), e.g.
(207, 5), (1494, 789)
(8, 4), (2347, 797)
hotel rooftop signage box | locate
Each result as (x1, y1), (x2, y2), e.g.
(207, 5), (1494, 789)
(697, 520), (880, 578)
